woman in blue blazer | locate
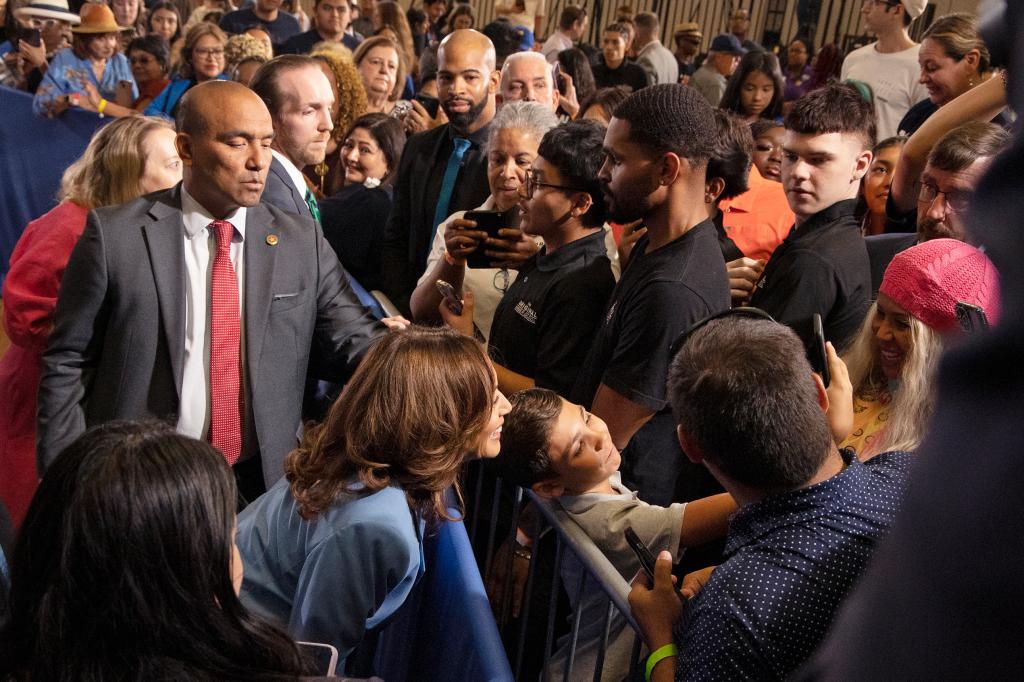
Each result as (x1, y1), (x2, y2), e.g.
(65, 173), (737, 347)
(237, 326), (511, 672)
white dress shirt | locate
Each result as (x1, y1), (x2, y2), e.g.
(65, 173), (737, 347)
(177, 186), (247, 442)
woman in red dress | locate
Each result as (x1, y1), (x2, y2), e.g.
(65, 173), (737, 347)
(0, 115), (182, 527)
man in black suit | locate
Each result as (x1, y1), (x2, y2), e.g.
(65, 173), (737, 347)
(380, 29), (498, 313)
(250, 55), (334, 221)
(37, 81), (400, 500)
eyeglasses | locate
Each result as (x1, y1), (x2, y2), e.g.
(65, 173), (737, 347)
(523, 168), (587, 200)
(669, 307), (776, 357)
(917, 181), (972, 214)
(193, 47), (225, 57)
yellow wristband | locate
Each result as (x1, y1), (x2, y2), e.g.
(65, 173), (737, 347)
(97, 98), (108, 117)
(645, 643), (677, 682)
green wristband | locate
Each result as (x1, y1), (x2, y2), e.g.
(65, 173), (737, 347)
(645, 643), (677, 681)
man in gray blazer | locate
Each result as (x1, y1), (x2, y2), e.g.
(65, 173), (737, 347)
(37, 81), (397, 498)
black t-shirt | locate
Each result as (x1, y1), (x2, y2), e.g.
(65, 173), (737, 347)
(572, 220), (729, 505)
(750, 199), (870, 351)
(219, 7), (301, 46)
(592, 57), (650, 92)
(488, 230), (614, 396)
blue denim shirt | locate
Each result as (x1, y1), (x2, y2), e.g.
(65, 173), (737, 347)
(675, 449), (913, 681)
(33, 47), (137, 117)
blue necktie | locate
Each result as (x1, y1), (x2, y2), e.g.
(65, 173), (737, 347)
(431, 137), (472, 242)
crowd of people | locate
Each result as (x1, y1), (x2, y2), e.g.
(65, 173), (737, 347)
(0, 0), (1013, 679)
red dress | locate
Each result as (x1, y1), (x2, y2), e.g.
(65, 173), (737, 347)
(0, 201), (88, 527)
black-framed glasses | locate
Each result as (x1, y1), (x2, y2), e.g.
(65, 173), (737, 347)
(524, 168), (587, 200)
(669, 307), (776, 357)
(916, 181), (972, 214)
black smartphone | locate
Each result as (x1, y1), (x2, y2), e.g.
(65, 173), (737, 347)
(21, 27), (41, 48)
(435, 279), (463, 315)
(625, 526), (687, 603)
(810, 313), (830, 388)
(624, 526), (657, 580)
(414, 93), (440, 118)
(955, 301), (989, 333)
(464, 209), (511, 269)
(551, 61), (566, 94)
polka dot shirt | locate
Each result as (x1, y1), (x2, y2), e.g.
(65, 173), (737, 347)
(674, 449), (913, 681)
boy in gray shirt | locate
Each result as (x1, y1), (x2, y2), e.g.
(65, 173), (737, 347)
(496, 388), (735, 680)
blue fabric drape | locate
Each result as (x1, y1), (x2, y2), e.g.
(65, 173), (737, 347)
(0, 86), (106, 283)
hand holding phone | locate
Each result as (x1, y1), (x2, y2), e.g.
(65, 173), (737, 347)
(809, 313), (830, 388)
(464, 210), (511, 269)
(625, 526), (686, 604)
(435, 279), (463, 315)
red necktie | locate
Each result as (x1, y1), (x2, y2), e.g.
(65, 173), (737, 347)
(209, 220), (242, 465)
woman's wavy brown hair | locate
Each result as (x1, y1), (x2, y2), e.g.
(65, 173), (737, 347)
(285, 326), (495, 524)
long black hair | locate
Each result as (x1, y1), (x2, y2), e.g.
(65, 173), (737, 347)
(0, 421), (307, 681)
(720, 50), (785, 121)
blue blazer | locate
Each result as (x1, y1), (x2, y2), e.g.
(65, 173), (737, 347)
(237, 477), (425, 667)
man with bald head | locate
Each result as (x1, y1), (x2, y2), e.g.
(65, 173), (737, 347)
(499, 50), (559, 111)
(37, 80), (389, 503)
(381, 28), (500, 313)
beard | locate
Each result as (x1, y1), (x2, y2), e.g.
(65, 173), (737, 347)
(601, 174), (660, 223)
(443, 95), (489, 133)
(917, 216), (968, 243)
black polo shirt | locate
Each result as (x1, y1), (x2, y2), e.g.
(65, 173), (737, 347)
(750, 199), (870, 351)
(572, 220), (730, 505)
(488, 230), (614, 396)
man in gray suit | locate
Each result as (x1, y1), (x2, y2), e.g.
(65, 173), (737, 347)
(250, 55), (334, 221)
(37, 81), (399, 499)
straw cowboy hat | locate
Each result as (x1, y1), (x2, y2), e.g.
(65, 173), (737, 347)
(71, 3), (127, 33)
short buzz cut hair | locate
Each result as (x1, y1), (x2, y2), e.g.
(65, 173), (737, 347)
(784, 82), (877, 150)
(668, 318), (833, 493)
(612, 83), (717, 166)
(633, 11), (659, 31)
(494, 388), (563, 489)
(249, 54), (320, 117)
(927, 121), (1010, 174)
(558, 4), (586, 31)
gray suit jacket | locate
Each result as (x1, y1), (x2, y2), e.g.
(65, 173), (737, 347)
(263, 155), (313, 219)
(37, 185), (386, 482)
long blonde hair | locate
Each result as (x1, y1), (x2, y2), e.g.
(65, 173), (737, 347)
(842, 301), (945, 456)
(59, 116), (176, 210)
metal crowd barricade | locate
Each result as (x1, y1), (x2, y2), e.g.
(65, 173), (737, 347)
(463, 463), (647, 681)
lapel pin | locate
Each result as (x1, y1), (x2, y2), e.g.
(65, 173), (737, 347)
(266, 234), (279, 246)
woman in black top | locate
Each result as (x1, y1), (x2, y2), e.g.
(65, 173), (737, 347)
(319, 112), (406, 293)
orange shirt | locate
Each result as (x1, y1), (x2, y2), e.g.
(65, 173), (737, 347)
(719, 165), (795, 262)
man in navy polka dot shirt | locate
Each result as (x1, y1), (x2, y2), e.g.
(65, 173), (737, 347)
(629, 314), (913, 681)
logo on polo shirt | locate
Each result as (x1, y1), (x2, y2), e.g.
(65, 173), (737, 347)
(514, 300), (538, 324)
